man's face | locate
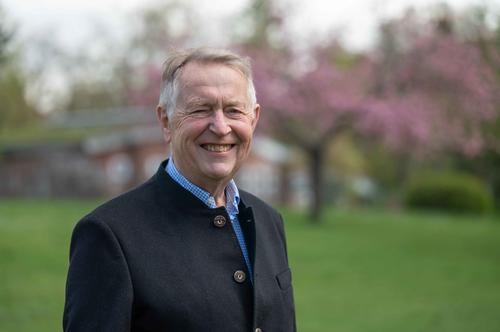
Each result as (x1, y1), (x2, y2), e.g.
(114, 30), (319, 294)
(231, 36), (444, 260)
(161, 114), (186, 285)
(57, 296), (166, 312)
(157, 62), (260, 191)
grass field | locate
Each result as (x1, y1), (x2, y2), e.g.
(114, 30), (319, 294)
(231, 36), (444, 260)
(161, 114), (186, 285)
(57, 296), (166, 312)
(1, 200), (499, 332)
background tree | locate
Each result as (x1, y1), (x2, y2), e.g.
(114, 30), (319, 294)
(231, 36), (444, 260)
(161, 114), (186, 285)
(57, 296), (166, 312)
(252, 7), (499, 221)
(443, 6), (500, 207)
(0, 5), (37, 133)
(372, 11), (496, 151)
(233, 0), (284, 48)
(253, 45), (376, 220)
(20, 1), (197, 113)
(0, 5), (12, 66)
(372, 12), (498, 155)
(119, 1), (198, 108)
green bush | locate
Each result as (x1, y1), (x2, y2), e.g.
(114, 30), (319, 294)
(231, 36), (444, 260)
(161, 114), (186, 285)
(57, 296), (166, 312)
(404, 171), (494, 214)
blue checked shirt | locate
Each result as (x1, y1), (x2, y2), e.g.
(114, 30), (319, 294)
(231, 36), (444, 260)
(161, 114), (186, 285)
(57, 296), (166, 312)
(166, 159), (253, 283)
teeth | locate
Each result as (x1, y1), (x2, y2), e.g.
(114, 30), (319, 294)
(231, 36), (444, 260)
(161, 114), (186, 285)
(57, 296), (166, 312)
(203, 144), (232, 152)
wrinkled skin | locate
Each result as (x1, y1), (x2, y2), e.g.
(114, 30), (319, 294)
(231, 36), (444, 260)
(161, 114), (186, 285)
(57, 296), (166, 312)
(157, 62), (260, 206)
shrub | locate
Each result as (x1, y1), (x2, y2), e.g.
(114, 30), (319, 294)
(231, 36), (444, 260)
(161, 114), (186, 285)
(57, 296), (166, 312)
(404, 171), (494, 214)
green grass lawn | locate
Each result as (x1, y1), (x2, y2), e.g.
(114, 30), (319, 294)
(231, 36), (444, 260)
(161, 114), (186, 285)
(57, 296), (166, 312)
(1, 200), (499, 332)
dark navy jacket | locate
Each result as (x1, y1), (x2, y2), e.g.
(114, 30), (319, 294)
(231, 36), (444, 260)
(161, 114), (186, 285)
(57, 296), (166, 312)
(63, 160), (296, 332)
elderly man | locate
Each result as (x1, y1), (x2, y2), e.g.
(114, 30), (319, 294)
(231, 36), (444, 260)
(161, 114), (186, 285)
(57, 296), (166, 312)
(63, 48), (296, 332)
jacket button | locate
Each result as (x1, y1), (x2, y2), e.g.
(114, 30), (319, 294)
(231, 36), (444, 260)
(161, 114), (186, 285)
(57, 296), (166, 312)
(233, 270), (246, 283)
(213, 215), (226, 228)
(255, 328), (262, 332)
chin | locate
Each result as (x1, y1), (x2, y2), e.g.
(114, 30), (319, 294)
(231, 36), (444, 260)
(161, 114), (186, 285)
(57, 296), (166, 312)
(203, 164), (236, 181)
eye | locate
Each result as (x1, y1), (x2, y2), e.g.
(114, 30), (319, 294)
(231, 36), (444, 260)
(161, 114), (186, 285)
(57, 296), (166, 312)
(190, 108), (210, 115)
(226, 108), (244, 116)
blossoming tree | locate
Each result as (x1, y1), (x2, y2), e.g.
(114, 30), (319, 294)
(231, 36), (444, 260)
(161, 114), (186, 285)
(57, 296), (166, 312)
(253, 25), (499, 220)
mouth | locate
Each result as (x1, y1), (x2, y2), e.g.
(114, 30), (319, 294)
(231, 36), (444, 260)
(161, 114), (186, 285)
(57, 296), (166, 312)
(200, 144), (235, 152)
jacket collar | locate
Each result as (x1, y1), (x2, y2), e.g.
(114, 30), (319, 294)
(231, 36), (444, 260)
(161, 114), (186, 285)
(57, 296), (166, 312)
(152, 160), (252, 216)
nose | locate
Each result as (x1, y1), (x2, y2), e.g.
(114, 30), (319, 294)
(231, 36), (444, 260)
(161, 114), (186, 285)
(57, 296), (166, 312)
(209, 110), (231, 136)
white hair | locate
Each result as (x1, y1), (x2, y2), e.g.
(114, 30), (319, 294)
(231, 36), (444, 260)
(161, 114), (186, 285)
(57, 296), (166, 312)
(158, 47), (257, 118)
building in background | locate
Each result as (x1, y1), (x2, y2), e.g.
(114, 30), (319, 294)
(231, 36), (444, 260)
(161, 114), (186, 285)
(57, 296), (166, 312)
(0, 107), (304, 205)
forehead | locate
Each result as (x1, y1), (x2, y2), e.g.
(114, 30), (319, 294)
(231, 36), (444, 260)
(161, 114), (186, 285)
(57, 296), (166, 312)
(177, 62), (248, 98)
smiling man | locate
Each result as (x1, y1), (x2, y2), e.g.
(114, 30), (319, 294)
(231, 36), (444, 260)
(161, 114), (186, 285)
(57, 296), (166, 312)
(63, 48), (296, 332)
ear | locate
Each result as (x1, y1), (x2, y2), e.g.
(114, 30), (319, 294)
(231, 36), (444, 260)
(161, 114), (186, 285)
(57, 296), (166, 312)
(156, 105), (171, 143)
(251, 103), (261, 131)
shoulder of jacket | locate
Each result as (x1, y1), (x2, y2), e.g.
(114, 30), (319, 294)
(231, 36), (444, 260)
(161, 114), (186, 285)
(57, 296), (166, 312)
(239, 190), (282, 220)
(82, 178), (159, 227)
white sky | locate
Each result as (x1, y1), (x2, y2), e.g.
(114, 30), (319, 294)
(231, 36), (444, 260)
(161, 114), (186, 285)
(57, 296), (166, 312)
(3, 0), (500, 51)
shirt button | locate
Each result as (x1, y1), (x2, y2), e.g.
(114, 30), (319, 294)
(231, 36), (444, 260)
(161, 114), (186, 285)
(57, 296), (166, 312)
(255, 328), (262, 332)
(213, 215), (226, 228)
(233, 270), (246, 283)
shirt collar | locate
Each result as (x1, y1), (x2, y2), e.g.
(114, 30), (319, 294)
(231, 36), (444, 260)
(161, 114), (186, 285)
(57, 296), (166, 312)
(166, 159), (240, 215)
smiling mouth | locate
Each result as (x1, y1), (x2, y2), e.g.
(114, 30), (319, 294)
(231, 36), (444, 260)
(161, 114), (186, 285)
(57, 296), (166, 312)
(201, 144), (234, 152)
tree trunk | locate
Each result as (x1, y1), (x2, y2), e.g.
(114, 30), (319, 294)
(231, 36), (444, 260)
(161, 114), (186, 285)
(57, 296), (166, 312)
(308, 146), (325, 222)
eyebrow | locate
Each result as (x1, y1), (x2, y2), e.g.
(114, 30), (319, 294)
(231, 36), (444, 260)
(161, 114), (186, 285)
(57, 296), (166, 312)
(224, 100), (246, 107)
(185, 97), (211, 108)
(185, 97), (246, 108)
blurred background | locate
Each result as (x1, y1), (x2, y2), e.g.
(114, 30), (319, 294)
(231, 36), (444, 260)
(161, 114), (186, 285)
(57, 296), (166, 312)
(1, 0), (500, 331)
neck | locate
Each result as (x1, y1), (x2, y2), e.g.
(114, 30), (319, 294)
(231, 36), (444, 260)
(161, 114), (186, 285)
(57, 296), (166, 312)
(214, 192), (226, 207)
(169, 158), (231, 207)
(180, 171), (229, 206)
(202, 180), (228, 207)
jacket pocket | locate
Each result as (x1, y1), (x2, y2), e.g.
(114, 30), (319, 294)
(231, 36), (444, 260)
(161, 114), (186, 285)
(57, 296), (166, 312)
(276, 268), (292, 291)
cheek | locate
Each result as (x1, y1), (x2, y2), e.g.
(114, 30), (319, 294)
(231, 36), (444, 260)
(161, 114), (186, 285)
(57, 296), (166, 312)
(233, 124), (255, 148)
(237, 121), (255, 139)
(173, 119), (207, 141)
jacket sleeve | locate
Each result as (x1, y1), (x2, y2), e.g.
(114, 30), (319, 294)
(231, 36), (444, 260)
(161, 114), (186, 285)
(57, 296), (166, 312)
(63, 218), (133, 332)
(278, 212), (297, 332)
